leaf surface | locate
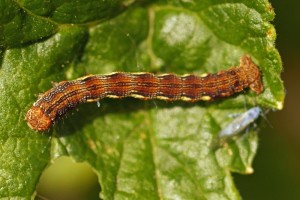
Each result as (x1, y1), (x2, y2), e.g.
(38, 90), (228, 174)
(0, 0), (284, 199)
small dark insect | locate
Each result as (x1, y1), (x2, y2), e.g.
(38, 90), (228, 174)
(26, 55), (263, 131)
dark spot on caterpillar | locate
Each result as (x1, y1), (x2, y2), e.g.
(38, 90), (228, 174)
(26, 55), (263, 131)
(234, 80), (240, 88)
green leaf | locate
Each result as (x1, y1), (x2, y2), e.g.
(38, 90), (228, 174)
(0, 0), (284, 199)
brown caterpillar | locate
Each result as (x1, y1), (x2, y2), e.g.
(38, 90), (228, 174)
(26, 55), (263, 131)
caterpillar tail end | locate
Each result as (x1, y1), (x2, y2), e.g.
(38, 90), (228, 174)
(240, 55), (264, 94)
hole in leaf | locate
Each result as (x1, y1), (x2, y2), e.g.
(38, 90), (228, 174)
(35, 156), (100, 200)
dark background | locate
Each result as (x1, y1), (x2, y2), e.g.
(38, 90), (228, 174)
(234, 0), (300, 199)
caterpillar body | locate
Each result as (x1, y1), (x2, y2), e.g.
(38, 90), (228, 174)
(26, 55), (263, 131)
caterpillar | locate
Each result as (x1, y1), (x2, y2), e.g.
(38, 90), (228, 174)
(26, 55), (263, 131)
